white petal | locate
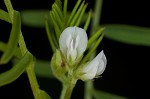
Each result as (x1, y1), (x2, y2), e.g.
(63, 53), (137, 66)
(81, 65), (98, 80)
(96, 60), (105, 75)
(59, 27), (72, 56)
(74, 27), (88, 57)
(59, 26), (88, 60)
(95, 50), (107, 76)
(81, 50), (107, 80)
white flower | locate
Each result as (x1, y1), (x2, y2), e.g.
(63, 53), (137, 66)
(59, 26), (88, 64)
(80, 50), (107, 81)
(59, 26), (107, 81)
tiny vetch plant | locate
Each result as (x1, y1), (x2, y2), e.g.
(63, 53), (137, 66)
(0, 0), (109, 99)
(46, 1), (107, 98)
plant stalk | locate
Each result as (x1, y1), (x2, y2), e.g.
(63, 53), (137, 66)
(19, 33), (41, 99)
(60, 77), (77, 99)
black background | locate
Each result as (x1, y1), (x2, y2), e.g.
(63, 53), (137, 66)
(0, 0), (150, 99)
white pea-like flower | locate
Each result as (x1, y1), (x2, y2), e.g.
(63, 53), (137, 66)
(80, 50), (107, 81)
(59, 26), (107, 81)
(59, 26), (88, 64)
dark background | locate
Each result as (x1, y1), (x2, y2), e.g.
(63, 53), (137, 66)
(0, 0), (150, 99)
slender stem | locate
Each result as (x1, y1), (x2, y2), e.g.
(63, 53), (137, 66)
(26, 62), (40, 99)
(60, 84), (67, 99)
(84, 0), (103, 99)
(4, 0), (44, 99)
(90, 0), (103, 34)
(60, 77), (77, 99)
(19, 33), (40, 99)
(18, 33), (27, 55)
(84, 81), (94, 99)
(4, 0), (14, 22)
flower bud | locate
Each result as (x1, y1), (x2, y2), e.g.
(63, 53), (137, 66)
(51, 49), (67, 81)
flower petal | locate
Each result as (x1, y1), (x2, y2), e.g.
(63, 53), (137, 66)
(59, 26), (88, 61)
(74, 27), (88, 57)
(81, 61), (99, 80)
(81, 64), (98, 81)
(95, 50), (107, 76)
(80, 50), (107, 81)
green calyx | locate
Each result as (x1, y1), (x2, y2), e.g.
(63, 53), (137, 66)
(51, 49), (67, 81)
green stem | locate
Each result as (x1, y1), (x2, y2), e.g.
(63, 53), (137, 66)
(60, 78), (77, 99)
(4, 0), (45, 98)
(19, 33), (40, 99)
(84, 81), (94, 99)
(26, 62), (40, 99)
(19, 33), (27, 55)
(90, 0), (103, 34)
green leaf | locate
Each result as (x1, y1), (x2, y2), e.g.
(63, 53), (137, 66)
(67, 0), (82, 25)
(81, 28), (104, 64)
(84, 10), (92, 31)
(21, 10), (88, 28)
(21, 10), (49, 27)
(75, 3), (88, 26)
(0, 11), (21, 64)
(70, 1), (86, 26)
(52, 3), (63, 21)
(45, 20), (57, 52)
(92, 90), (128, 99)
(103, 24), (150, 46)
(50, 11), (61, 39)
(0, 51), (33, 87)
(0, 9), (11, 23)
(35, 59), (54, 78)
(81, 33), (104, 63)
(63, 0), (68, 19)
(87, 27), (105, 49)
(55, 0), (62, 10)
(51, 7), (63, 30)
(37, 90), (51, 99)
